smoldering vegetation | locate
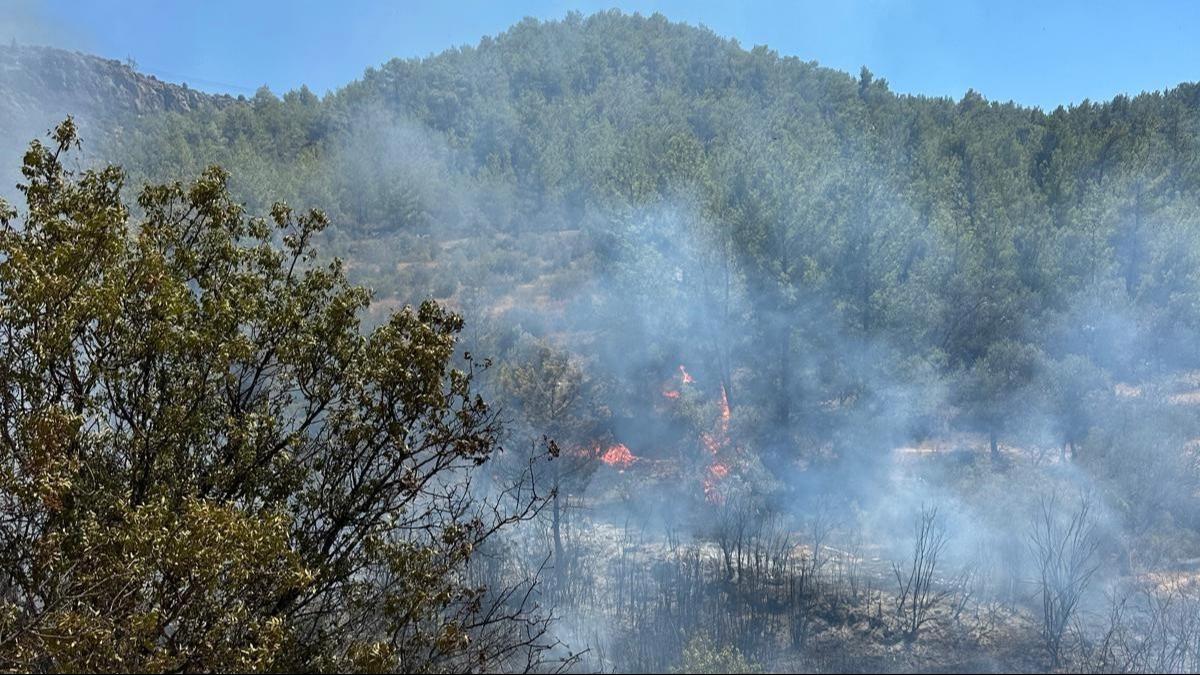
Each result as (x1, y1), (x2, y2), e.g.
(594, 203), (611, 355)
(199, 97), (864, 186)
(465, 196), (1200, 672)
(7, 9), (1200, 673)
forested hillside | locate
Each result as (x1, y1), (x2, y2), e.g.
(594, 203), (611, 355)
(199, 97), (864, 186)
(4, 10), (1200, 673)
(107, 10), (1200, 486)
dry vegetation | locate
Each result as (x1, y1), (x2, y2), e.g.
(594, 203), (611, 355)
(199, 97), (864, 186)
(456, 423), (1200, 673)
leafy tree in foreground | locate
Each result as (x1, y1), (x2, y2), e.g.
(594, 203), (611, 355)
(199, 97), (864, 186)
(0, 119), (568, 672)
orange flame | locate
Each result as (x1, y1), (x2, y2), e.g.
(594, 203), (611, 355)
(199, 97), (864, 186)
(700, 385), (734, 503)
(703, 462), (730, 504)
(662, 364), (695, 401)
(600, 443), (637, 469)
(656, 366), (737, 503)
(700, 385), (731, 455)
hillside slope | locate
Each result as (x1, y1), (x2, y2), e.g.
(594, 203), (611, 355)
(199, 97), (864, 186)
(6, 13), (1200, 672)
(6, 13), (1200, 422)
(0, 44), (233, 194)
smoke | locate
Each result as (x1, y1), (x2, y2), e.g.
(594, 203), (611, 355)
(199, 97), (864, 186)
(8, 12), (1200, 670)
(0, 1), (105, 201)
(296, 99), (1200, 670)
(0, 0), (94, 51)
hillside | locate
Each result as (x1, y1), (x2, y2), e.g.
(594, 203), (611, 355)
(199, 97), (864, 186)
(0, 43), (233, 194)
(4, 11), (1200, 672)
(94, 12), (1200, 378)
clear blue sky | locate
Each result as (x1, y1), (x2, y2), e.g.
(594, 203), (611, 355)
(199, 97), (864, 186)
(4, 0), (1199, 110)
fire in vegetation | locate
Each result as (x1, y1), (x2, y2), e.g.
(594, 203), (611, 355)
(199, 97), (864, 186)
(700, 385), (734, 503)
(657, 364), (736, 503)
(599, 443), (637, 470)
(703, 461), (731, 504)
(700, 385), (732, 455)
(606, 364), (738, 502)
(661, 363), (695, 400)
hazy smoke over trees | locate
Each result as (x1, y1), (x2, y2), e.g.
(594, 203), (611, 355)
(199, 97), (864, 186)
(3, 9), (1200, 673)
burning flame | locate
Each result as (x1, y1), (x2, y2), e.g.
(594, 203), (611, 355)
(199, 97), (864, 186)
(600, 443), (637, 470)
(700, 385), (731, 455)
(701, 385), (734, 503)
(662, 364), (694, 401)
(655, 364), (738, 503)
(703, 462), (730, 504)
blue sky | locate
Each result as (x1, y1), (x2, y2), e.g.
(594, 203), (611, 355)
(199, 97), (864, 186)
(5, 0), (1199, 110)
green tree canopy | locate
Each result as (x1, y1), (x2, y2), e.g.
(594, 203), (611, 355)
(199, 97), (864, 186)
(0, 120), (566, 672)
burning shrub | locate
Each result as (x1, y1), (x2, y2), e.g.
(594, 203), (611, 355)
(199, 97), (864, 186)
(600, 443), (638, 469)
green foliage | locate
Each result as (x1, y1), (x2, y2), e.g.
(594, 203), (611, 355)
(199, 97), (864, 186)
(102, 13), (1200, 464)
(495, 338), (608, 503)
(14, 9), (1200, 591)
(0, 121), (558, 672)
(954, 339), (1044, 454)
(7, 14), (1200, 671)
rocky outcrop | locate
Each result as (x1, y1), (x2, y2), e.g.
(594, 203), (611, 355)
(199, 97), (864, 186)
(0, 44), (236, 197)
(0, 44), (234, 120)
